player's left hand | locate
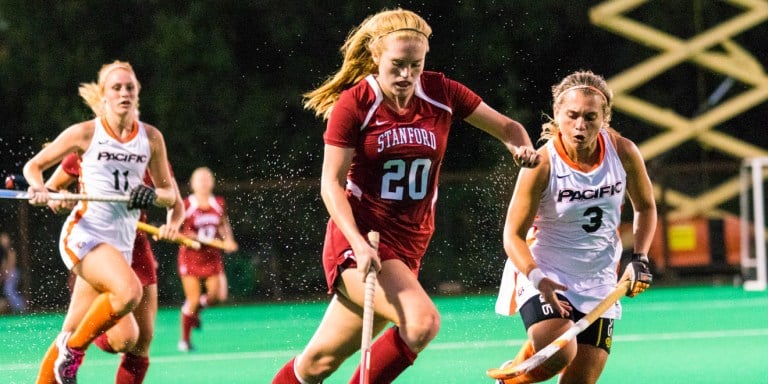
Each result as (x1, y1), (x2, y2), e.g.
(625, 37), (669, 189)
(26, 185), (50, 206)
(155, 223), (179, 242)
(622, 253), (652, 297)
(128, 185), (157, 210)
(223, 239), (239, 254)
(512, 146), (541, 168)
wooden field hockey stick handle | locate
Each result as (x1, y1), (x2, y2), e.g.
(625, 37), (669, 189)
(0, 188), (130, 203)
(486, 279), (631, 380)
(136, 221), (201, 250)
(197, 237), (229, 251)
(360, 231), (379, 384)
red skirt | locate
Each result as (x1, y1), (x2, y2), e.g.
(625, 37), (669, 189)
(178, 245), (223, 278)
(322, 219), (420, 293)
(132, 231), (158, 286)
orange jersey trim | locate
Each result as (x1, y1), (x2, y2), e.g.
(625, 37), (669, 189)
(554, 132), (605, 171)
(507, 271), (518, 315)
(63, 184), (88, 266)
(101, 117), (139, 143)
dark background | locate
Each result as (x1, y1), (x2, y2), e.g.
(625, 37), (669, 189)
(1, 1), (766, 309)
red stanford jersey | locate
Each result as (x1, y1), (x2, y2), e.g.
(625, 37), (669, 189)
(324, 71), (482, 259)
(179, 195), (226, 252)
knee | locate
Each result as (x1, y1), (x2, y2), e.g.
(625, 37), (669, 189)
(108, 326), (139, 353)
(204, 294), (219, 307)
(297, 351), (344, 381)
(538, 341), (577, 376)
(112, 278), (143, 314)
(131, 331), (154, 355)
(401, 308), (441, 352)
(111, 333), (138, 353)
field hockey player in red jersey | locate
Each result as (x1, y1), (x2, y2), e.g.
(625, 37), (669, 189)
(494, 71), (656, 383)
(177, 166), (238, 352)
(272, 8), (540, 384)
(23, 60), (180, 384)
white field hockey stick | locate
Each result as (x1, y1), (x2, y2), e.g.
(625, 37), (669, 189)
(0, 188), (130, 203)
(136, 221), (201, 250)
(360, 231), (379, 384)
(486, 279), (631, 380)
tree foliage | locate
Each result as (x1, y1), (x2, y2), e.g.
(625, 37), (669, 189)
(1, 1), (766, 303)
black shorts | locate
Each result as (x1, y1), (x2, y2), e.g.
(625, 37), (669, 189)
(519, 293), (615, 353)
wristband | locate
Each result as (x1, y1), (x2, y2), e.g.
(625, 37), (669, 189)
(527, 267), (546, 290)
(632, 253), (649, 263)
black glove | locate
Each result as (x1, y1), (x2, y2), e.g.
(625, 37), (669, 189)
(623, 253), (653, 297)
(127, 185), (156, 210)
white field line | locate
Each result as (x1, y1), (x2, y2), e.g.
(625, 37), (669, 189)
(2, 327), (767, 372)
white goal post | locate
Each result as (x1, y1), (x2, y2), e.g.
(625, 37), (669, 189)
(740, 157), (768, 291)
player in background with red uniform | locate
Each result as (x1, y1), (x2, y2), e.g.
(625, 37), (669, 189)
(44, 150), (183, 384)
(177, 167), (238, 352)
(272, 8), (540, 384)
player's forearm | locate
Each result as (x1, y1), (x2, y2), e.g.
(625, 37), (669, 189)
(153, 187), (177, 208)
(45, 166), (76, 191)
(165, 195), (185, 230)
(22, 161), (46, 189)
(321, 180), (368, 250)
(633, 207), (657, 254)
(501, 120), (535, 155)
(504, 234), (538, 276)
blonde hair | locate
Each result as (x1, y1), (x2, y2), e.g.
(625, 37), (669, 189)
(303, 8), (432, 120)
(78, 60), (141, 117)
(541, 70), (613, 142)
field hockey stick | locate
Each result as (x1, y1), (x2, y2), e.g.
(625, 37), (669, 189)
(197, 237), (229, 251)
(360, 231), (379, 384)
(136, 221), (201, 250)
(0, 188), (130, 203)
(486, 279), (631, 380)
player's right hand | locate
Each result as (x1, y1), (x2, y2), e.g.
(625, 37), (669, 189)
(529, 268), (570, 317)
(128, 185), (157, 210)
(26, 186), (49, 206)
(353, 238), (381, 280)
(538, 277), (571, 317)
(47, 190), (76, 214)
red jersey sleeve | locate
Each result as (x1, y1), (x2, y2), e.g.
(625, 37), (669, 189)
(323, 87), (372, 148)
(443, 77), (482, 120)
(61, 153), (81, 177)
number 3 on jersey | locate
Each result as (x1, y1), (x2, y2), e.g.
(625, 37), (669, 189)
(381, 158), (432, 200)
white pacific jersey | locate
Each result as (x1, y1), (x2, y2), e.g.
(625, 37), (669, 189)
(496, 129), (627, 318)
(60, 118), (151, 266)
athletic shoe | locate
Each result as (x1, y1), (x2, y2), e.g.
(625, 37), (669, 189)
(54, 332), (85, 384)
(178, 340), (194, 352)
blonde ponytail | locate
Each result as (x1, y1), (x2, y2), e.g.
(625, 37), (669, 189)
(303, 9), (431, 120)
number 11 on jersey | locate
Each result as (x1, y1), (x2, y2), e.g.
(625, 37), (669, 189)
(112, 169), (130, 192)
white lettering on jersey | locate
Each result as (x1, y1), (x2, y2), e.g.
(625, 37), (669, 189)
(376, 127), (436, 152)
